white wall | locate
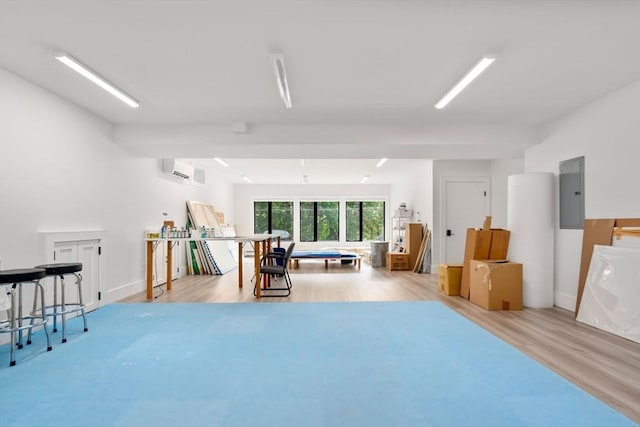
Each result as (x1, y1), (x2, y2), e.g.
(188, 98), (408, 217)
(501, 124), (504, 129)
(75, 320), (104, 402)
(390, 160), (434, 229)
(490, 158), (525, 228)
(233, 183), (390, 250)
(0, 68), (233, 302)
(526, 79), (640, 311)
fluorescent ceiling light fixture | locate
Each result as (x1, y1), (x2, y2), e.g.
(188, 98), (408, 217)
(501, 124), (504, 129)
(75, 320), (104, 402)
(53, 52), (139, 108)
(360, 175), (370, 183)
(435, 56), (496, 110)
(241, 175), (253, 183)
(269, 53), (292, 109)
(376, 158), (388, 168)
(214, 157), (229, 167)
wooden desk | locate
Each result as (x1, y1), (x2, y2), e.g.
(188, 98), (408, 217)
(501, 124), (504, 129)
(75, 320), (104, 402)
(145, 234), (278, 300)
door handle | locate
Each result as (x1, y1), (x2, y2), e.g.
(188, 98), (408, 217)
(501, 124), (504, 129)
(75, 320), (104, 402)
(446, 229), (455, 236)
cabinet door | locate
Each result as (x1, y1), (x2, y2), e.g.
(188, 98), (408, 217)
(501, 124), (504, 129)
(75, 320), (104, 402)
(53, 240), (101, 312)
(54, 241), (77, 263)
(77, 240), (100, 312)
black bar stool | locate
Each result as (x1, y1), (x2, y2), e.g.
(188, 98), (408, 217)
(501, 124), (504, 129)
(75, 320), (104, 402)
(33, 263), (88, 343)
(0, 268), (52, 366)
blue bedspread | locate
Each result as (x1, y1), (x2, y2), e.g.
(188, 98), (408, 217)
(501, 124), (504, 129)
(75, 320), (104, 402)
(291, 250), (358, 259)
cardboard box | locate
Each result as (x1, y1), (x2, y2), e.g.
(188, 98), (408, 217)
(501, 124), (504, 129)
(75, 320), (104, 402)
(438, 264), (463, 296)
(387, 252), (410, 271)
(576, 218), (640, 317)
(404, 223), (423, 270)
(459, 227), (510, 299)
(469, 260), (523, 310)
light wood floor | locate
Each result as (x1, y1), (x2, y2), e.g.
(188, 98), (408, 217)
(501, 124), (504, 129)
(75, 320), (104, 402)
(119, 259), (640, 423)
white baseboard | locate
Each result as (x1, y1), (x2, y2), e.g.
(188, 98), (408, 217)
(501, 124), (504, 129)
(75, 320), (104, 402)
(104, 265), (188, 304)
(554, 291), (576, 312)
(105, 279), (146, 304)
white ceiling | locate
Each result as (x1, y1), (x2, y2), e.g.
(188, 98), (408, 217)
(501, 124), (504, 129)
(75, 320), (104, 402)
(1, 0), (639, 184)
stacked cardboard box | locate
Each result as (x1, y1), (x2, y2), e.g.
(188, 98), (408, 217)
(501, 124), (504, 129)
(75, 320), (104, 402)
(438, 264), (463, 295)
(469, 260), (523, 310)
(459, 217), (511, 299)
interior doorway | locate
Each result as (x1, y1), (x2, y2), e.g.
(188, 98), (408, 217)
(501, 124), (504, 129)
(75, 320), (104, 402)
(442, 178), (490, 264)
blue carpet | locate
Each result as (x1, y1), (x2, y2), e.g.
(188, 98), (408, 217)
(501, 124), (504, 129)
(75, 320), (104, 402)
(0, 301), (636, 427)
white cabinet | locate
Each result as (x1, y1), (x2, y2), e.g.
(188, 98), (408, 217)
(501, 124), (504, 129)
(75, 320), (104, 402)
(40, 231), (105, 312)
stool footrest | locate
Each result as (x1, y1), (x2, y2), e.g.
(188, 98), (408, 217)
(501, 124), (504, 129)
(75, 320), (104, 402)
(35, 304), (87, 318)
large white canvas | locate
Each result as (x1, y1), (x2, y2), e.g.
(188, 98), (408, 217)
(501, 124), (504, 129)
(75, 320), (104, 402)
(577, 245), (640, 343)
(187, 201), (237, 275)
(204, 240), (237, 274)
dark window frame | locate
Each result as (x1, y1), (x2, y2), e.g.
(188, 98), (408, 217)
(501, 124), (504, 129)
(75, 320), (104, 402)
(299, 201), (339, 242)
(253, 201), (293, 240)
(346, 200), (386, 242)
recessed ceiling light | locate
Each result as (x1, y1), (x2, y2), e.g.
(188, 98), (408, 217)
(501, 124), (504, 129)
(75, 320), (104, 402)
(241, 175), (253, 183)
(214, 157), (229, 167)
(53, 51), (139, 108)
(376, 158), (388, 167)
(360, 175), (370, 183)
(269, 53), (292, 109)
(435, 55), (496, 110)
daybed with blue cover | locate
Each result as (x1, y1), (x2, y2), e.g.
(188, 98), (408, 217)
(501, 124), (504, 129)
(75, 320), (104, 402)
(289, 250), (361, 270)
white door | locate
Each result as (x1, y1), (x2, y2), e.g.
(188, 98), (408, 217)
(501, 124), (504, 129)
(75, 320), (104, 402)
(444, 180), (489, 263)
(53, 239), (101, 312)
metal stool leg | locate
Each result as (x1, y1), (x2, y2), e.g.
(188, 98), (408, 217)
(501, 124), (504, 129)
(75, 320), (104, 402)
(9, 285), (17, 366)
(52, 275), (59, 333)
(37, 280), (52, 352)
(27, 281), (39, 345)
(17, 283), (25, 349)
(74, 273), (88, 332)
(60, 275), (67, 343)
(26, 279), (54, 351)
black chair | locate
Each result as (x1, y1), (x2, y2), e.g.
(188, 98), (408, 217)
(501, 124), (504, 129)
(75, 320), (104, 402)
(254, 242), (295, 297)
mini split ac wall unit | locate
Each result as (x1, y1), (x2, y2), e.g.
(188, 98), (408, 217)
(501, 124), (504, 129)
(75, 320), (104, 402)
(162, 159), (194, 180)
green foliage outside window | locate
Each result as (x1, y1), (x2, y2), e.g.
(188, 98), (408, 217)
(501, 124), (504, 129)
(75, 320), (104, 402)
(254, 201), (293, 240)
(256, 200), (383, 242)
(346, 201), (385, 241)
(300, 202), (315, 242)
(254, 202), (269, 235)
(300, 201), (339, 242)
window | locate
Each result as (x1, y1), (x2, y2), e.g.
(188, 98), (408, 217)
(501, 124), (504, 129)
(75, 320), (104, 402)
(253, 201), (293, 240)
(346, 201), (385, 241)
(300, 201), (339, 242)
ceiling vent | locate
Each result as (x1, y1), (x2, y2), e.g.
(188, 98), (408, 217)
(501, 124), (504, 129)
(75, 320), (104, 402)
(162, 159), (194, 180)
